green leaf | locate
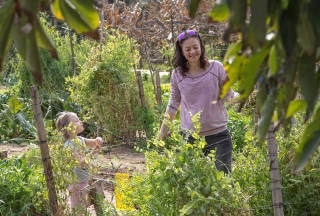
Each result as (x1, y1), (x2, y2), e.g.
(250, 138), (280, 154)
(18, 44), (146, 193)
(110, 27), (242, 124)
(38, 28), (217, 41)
(297, 2), (316, 55)
(188, 0), (201, 19)
(34, 18), (59, 60)
(294, 106), (320, 173)
(281, 59), (299, 117)
(256, 78), (267, 113)
(279, 2), (299, 57)
(21, 0), (40, 11)
(238, 42), (271, 100)
(221, 56), (243, 98)
(70, 0), (99, 30)
(221, 42), (242, 98)
(8, 97), (23, 114)
(268, 45), (280, 75)
(223, 0), (247, 40)
(294, 130), (320, 173)
(12, 15), (28, 60)
(285, 100), (307, 119)
(50, 0), (65, 20)
(209, 0), (230, 22)
(297, 53), (317, 118)
(180, 198), (200, 215)
(26, 26), (43, 84)
(308, 0), (320, 46)
(0, 1), (14, 71)
(246, 0), (267, 50)
(222, 41), (242, 66)
(59, 0), (100, 39)
(258, 93), (277, 145)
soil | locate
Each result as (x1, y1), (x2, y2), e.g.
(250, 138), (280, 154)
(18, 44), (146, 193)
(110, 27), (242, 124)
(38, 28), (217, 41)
(0, 143), (146, 215)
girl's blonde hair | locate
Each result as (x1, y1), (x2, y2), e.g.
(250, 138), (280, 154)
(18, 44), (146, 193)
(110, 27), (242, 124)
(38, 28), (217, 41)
(56, 112), (76, 139)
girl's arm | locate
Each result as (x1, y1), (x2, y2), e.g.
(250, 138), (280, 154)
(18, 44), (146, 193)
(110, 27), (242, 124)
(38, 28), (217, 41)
(85, 137), (103, 148)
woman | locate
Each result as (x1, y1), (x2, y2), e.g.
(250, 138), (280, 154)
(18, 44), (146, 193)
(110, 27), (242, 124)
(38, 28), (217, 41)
(159, 30), (235, 174)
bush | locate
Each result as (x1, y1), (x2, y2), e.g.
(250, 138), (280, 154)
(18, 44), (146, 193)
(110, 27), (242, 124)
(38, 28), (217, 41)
(227, 109), (251, 152)
(67, 30), (153, 144)
(0, 156), (50, 215)
(0, 92), (37, 143)
(124, 115), (250, 215)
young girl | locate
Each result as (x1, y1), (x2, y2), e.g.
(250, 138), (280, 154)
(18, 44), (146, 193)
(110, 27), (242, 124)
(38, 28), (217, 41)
(56, 111), (103, 211)
(159, 30), (235, 175)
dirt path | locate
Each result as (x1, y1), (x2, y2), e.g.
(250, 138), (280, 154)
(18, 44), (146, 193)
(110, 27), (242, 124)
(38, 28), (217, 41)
(0, 144), (30, 158)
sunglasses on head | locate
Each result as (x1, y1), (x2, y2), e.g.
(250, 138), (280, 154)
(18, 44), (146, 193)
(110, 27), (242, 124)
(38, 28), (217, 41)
(177, 30), (198, 41)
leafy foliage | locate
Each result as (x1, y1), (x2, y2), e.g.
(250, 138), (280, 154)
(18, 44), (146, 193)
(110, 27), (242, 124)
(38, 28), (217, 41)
(227, 109), (251, 152)
(0, 155), (50, 215)
(125, 115), (249, 215)
(0, 92), (36, 143)
(67, 30), (151, 143)
(0, 0), (99, 84)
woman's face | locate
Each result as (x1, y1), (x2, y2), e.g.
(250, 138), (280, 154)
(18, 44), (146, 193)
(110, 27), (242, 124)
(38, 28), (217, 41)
(181, 37), (201, 63)
(69, 114), (84, 135)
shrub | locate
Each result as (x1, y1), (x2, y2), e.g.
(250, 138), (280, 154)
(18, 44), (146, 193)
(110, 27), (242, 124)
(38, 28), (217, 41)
(67, 30), (152, 144)
(0, 155), (50, 215)
(124, 114), (250, 215)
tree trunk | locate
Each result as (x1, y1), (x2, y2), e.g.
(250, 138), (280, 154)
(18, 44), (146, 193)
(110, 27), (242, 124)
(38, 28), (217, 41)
(30, 86), (59, 216)
(267, 122), (284, 216)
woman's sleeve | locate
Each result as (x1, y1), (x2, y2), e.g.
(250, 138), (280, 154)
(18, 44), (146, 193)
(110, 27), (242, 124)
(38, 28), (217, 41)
(166, 71), (181, 115)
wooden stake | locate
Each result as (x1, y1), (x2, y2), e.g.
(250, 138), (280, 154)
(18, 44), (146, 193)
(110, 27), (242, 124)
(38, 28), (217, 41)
(155, 70), (162, 106)
(267, 122), (284, 216)
(30, 86), (59, 216)
(135, 70), (146, 108)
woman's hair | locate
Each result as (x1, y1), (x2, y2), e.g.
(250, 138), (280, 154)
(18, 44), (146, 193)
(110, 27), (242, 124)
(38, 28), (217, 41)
(172, 30), (208, 76)
(56, 111), (76, 139)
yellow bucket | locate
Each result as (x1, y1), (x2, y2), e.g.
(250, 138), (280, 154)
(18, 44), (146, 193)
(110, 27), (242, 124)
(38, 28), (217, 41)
(114, 173), (135, 210)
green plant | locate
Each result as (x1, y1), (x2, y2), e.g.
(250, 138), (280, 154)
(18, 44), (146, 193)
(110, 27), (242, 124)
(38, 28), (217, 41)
(227, 109), (251, 151)
(232, 142), (272, 215)
(67, 30), (151, 144)
(277, 126), (320, 215)
(0, 94), (36, 143)
(0, 155), (50, 215)
(125, 115), (249, 215)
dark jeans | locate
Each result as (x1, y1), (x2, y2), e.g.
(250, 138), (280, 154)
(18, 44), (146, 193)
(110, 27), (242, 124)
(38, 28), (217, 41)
(185, 129), (233, 175)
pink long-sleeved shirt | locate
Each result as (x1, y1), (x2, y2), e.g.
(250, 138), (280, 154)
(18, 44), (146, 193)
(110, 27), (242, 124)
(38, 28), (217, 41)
(166, 60), (234, 136)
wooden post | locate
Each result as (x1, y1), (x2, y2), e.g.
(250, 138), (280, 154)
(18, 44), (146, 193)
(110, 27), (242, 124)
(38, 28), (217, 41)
(30, 86), (58, 216)
(135, 70), (146, 108)
(53, 18), (58, 32)
(69, 30), (76, 76)
(267, 122), (284, 216)
(155, 70), (162, 106)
